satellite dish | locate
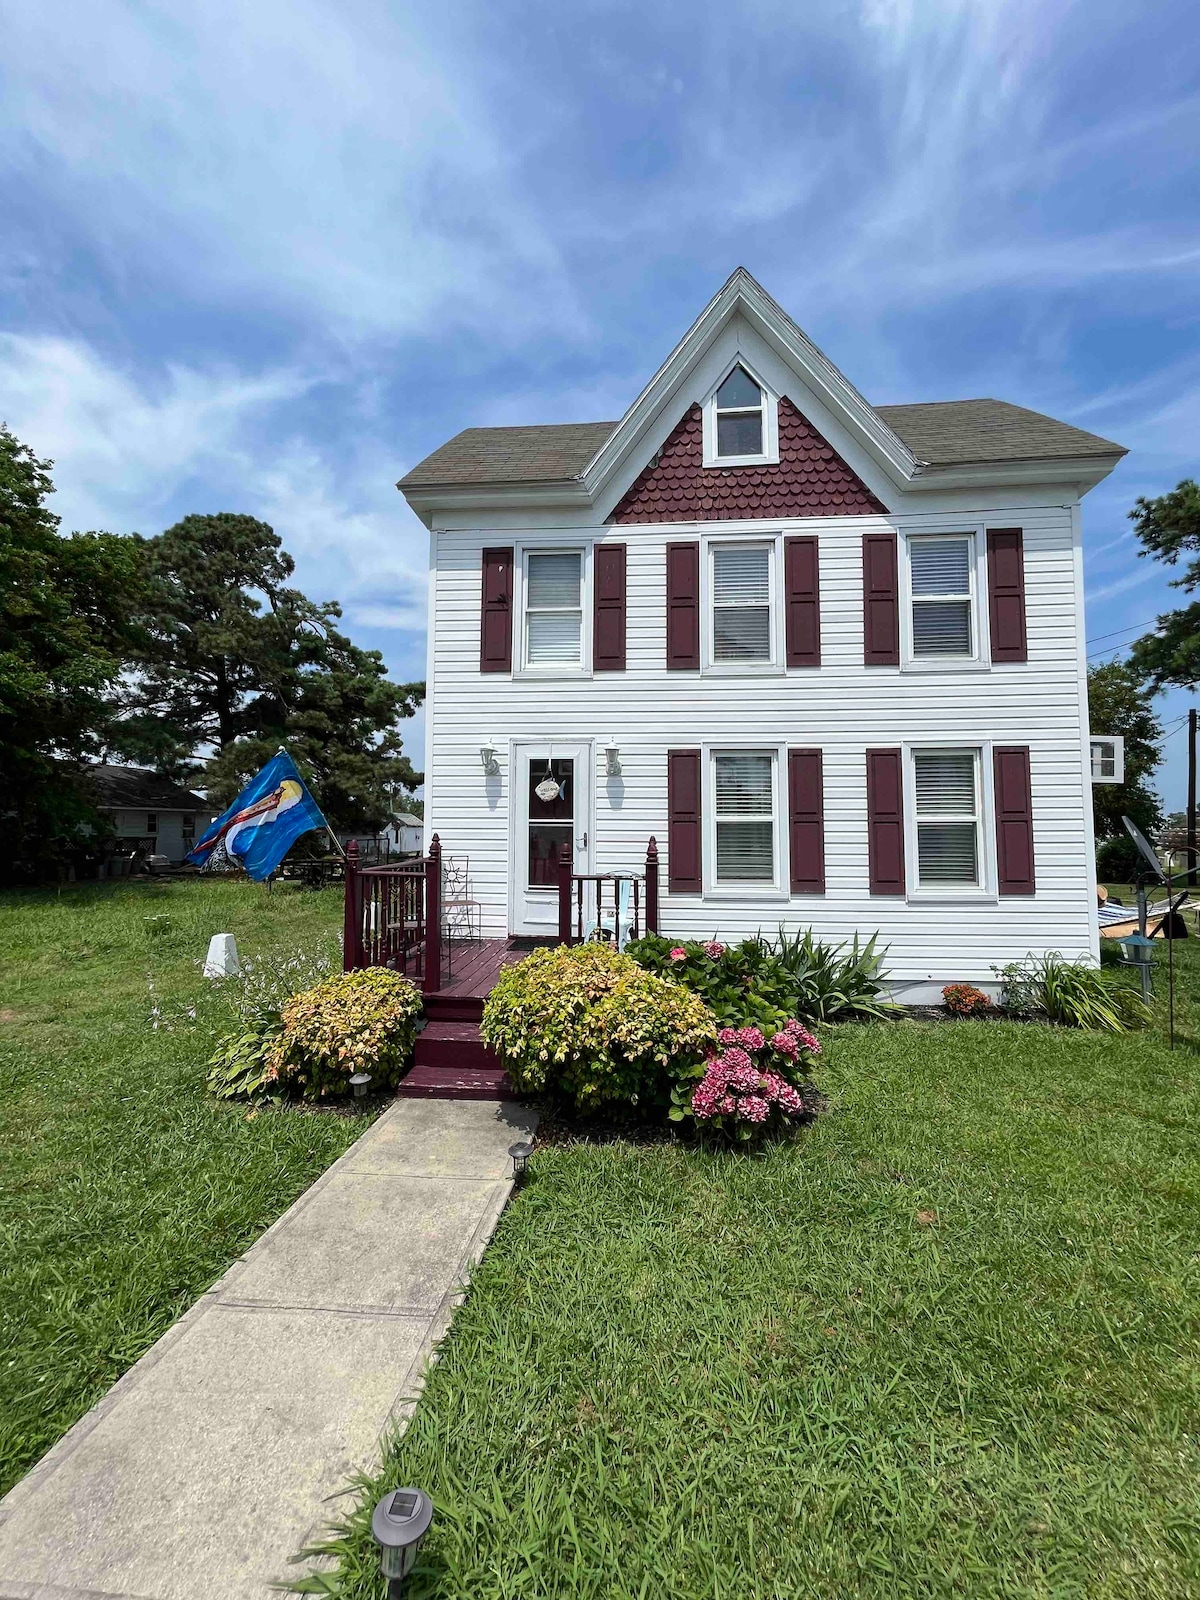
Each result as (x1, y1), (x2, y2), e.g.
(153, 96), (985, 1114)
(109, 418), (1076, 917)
(1122, 816), (1167, 884)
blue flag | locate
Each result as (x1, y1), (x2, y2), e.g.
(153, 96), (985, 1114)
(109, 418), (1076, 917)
(186, 751), (330, 881)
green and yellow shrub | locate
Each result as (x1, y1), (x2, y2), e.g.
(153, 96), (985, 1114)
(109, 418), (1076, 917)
(266, 967), (422, 1098)
(481, 942), (718, 1111)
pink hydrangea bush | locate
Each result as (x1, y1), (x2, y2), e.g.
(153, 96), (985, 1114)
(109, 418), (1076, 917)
(670, 1016), (820, 1139)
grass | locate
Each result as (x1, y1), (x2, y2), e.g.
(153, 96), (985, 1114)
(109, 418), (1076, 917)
(0, 877), (357, 1496)
(318, 947), (1200, 1599)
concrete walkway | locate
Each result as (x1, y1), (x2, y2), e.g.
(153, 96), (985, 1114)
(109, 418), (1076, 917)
(0, 1097), (538, 1600)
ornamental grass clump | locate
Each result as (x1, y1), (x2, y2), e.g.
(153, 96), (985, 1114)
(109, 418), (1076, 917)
(481, 942), (717, 1112)
(264, 967), (422, 1099)
(670, 1019), (821, 1140)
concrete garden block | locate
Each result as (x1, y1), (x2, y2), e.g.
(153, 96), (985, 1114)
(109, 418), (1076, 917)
(203, 932), (240, 978)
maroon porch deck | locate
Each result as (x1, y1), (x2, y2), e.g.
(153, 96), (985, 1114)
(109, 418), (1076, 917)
(400, 938), (529, 1100)
(343, 834), (660, 1100)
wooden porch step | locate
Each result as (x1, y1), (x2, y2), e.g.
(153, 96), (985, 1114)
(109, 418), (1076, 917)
(414, 1018), (499, 1071)
(423, 992), (485, 1022)
(397, 1064), (516, 1100)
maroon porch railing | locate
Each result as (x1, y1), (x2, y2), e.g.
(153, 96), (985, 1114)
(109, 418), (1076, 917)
(343, 834), (443, 993)
(557, 837), (660, 946)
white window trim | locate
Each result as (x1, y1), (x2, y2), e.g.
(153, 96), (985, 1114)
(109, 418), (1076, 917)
(513, 543), (592, 678)
(902, 741), (997, 902)
(1090, 736), (1125, 784)
(702, 359), (780, 468)
(899, 529), (990, 672)
(702, 742), (788, 901)
(700, 533), (784, 675)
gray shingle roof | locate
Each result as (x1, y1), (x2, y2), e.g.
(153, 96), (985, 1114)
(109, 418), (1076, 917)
(874, 399), (1125, 467)
(400, 422), (618, 488)
(398, 399), (1124, 491)
(86, 765), (209, 811)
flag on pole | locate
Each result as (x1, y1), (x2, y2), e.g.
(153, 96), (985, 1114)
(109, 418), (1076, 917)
(186, 751), (330, 881)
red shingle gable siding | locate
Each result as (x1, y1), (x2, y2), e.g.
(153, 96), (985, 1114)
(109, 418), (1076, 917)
(612, 399), (886, 523)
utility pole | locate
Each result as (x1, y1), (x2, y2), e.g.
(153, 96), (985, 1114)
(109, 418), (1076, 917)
(1188, 708), (1197, 889)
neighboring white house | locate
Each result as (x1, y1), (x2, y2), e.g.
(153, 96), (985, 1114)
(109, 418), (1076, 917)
(87, 765), (213, 866)
(399, 269), (1126, 1000)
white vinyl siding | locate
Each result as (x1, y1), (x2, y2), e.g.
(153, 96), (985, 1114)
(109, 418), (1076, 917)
(425, 496), (1093, 993)
(524, 552), (583, 667)
(913, 748), (981, 887)
(909, 536), (974, 657)
(711, 544), (771, 662)
(713, 752), (776, 882)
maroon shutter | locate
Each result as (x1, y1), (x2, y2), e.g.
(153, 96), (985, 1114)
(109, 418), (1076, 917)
(862, 531), (899, 665)
(593, 543), (626, 671)
(788, 749), (825, 893)
(480, 547), (513, 672)
(666, 542), (700, 669)
(866, 748), (905, 894)
(994, 746), (1035, 894)
(987, 528), (1028, 663)
(784, 537), (821, 667)
(667, 749), (702, 892)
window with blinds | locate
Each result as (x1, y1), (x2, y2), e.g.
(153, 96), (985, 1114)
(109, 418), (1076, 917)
(913, 748), (980, 886)
(524, 551), (583, 666)
(712, 543), (772, 662)
(713, 752), (775, 881)
(909, 536), (974, 657)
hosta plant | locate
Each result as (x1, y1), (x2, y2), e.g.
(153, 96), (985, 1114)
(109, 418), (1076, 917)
(206, 1014), (283, 1102)
(481, 941), (717, 1111)
(671, 1019), (821, 1141)
(266, 967), (423, 1099)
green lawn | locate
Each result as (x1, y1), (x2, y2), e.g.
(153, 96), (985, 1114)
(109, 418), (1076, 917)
(320, 949), (1200, 1599)
(0, 878), (356, 1495)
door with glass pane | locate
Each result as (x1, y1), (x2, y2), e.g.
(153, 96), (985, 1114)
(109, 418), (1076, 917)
(509, 742), (592, 935)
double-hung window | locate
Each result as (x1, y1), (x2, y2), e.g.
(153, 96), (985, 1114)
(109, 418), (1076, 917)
(713, 752), (776, 883)
(714, 366), (764, 458)
(912, 748), (981, 889)
(711, 543), (772, 663)
(909, 535), (975, 658)
(524, 551), (583, 668)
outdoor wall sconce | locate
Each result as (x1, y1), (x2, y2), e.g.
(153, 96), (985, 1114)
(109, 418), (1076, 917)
(480, 739), (500, 776)
(603, 738), (622, 778)
(349, 1072), (371, 1099)
(371, 1486), (433, 1595)
(509, 1140), (535, 1181)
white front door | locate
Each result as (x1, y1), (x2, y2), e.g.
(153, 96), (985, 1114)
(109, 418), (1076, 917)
(509, 741), (592, 936)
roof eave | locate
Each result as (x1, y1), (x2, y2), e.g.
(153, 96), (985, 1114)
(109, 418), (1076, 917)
(399, 476), (593, 527)
(908, 450), (1127, 494)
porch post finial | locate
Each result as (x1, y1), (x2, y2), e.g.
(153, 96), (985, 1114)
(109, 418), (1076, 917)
(645, 835), (659, 935)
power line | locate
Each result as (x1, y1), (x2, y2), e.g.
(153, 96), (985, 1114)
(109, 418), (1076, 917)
(1085, 617), (1159, 646)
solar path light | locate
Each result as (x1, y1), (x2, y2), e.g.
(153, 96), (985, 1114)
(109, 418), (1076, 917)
(371, 1486), (433, 1595)
(509, 1140), (534, 1181)
(349, 1071), (371, 1099)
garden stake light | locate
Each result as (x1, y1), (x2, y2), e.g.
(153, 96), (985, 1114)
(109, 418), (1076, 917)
(509, 1140), (534, 1181)
(371, 1486), (433, 1596)
(349, 1071), (372, 1099)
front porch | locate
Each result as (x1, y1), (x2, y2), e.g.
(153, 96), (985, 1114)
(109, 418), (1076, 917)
(342, 835), (660, 1098)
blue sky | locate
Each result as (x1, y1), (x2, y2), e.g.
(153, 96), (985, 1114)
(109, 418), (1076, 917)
(2, 0), (1198, 803)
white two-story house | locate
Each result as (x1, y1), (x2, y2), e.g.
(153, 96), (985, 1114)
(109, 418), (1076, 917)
(399, 270), (1125, 1001)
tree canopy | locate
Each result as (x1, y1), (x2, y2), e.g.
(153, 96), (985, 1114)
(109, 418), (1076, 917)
(115, 512), (423, 830)
(1126, 478), (1200, 689)
(1087, 660), (1163, 847)
(0, 425), (149, 878)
